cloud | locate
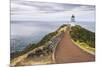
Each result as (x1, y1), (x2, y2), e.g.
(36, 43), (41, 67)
(11, 0), (95, 37)
(11, 0), (95, 21)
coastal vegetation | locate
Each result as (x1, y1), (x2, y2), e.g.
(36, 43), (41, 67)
(11, 24), (95, 61)
(70, 25), (95, 53)
(11, 31), (58, 60)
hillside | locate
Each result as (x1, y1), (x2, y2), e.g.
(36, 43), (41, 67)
(11, 24), (95, 66)
(55, 25), (95, 63)
(70, 25), (95, 48)
(11, 25), (61, 66)
(70, 25), (95, 54)
(11, 31), (58, 59)
(11, 24), (68, 60)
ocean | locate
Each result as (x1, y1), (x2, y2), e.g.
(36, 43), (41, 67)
(11, 21), (95, 53)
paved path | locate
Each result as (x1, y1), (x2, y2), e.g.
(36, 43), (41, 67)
(55, 31), (95, 63)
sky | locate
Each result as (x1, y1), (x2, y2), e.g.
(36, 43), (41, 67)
(11, 0), (95, 22)
(11, 0), (95, 37)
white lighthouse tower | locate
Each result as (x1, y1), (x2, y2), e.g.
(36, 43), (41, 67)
(71, 14), (75, 22)
(71, 14), (75, 26)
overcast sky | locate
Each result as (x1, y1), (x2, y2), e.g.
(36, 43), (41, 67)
(11, 0), (95, 22)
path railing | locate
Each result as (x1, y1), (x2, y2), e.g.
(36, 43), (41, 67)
(45, 31), (65, 63)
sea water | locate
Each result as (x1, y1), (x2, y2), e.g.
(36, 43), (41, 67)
(11, 21), (95, 53)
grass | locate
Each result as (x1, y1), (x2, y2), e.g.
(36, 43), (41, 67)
(15, 54), (53, 66)
(70, 25), (95, 48)
(11, 31), (58, 60)
(72, 40), (95, 55)
(70, 25), (95, 55)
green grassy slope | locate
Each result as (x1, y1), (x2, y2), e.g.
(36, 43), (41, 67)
(70, 25), (95, 48)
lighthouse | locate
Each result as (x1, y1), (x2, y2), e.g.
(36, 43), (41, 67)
(70, 14), (75, 26)
(71, 14), (75, 22)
